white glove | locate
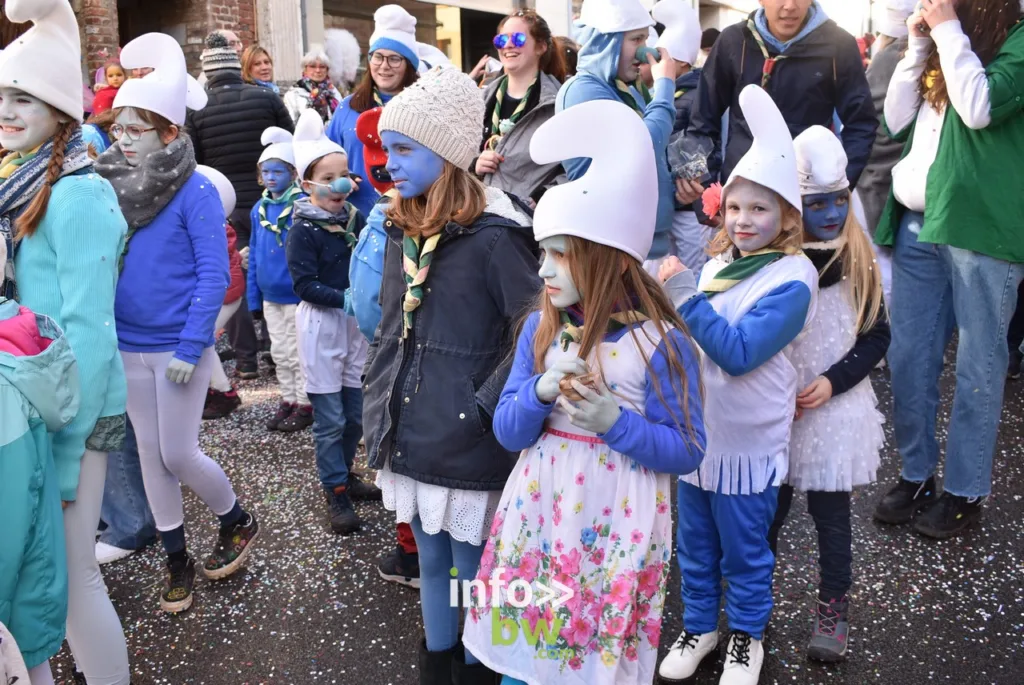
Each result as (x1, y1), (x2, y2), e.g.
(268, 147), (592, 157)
(165, 357), (196, 384)
(534, 357), (588, 404)
(556, 380), (621, 434)
(239, 246), (250, 271)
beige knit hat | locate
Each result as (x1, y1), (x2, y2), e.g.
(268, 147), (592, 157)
(378, 66), (482, 171)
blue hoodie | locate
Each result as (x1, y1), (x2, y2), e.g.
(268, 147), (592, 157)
(248, 190), (305, 311)
(753, 1), (830, 54)
(556, 25), (676, 260)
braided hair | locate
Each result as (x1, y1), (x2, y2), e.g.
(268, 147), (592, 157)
(15, 120), (77, 239)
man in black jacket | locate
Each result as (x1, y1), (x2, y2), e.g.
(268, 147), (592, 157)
(187, 32), (293, 378)
(677, 0), (876, 204)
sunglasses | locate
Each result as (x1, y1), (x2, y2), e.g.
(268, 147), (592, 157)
(493, 32), (528, 49)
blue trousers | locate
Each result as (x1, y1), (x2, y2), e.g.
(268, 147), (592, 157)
(308, 387), (363, 490)
(410, 516), (483, 662)
(99, 418), (158, 550)
(676, 480), (779, 639)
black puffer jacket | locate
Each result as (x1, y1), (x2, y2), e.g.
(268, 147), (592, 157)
(186, 70), (293, 245)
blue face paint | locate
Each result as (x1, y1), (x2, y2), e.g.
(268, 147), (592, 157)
(802, 190), (850, 242)
(381, 132), (444, 199)
(260, 159), (294, 197)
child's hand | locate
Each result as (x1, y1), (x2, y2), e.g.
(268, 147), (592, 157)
(557, 380), (621, 434)
(239, 246), (250, 270)
(536, 358), (588, 403)
(797, 376), (833, 409)
(658, 256), (688, 283)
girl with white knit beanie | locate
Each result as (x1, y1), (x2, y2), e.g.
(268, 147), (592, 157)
(362, 66), (541, 684)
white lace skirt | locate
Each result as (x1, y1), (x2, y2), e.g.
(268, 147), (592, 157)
(376, 464), (502, 546)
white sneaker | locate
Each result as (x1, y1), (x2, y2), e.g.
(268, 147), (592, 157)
(658, 629), (718, 681)
(719, 632), (763, 685)
(95, 541), (135, 565)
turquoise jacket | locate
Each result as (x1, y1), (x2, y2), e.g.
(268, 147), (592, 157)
(0, 299), (79, 669)
(14, 172), (127, 501)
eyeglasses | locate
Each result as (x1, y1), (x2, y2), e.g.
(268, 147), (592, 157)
(110, 124), (156, 141)
(370, 53), (405, 68)
(493, 32), (528, 49)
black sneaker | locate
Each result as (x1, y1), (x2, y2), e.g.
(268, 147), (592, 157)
(325, 486), (361, 535)
(1008, 349), (1023, 380)
(235, 361), (259, 380)
(266, 402), (295, 431)
(218, 348), (236, 363)
(203, 512), (260, 580)
(377, 545), (420, 589)
(160, 555), (196, 613)
(347, 472), (382, 501)
(261, 351), (276, 370)
(914, 492), (984, 539)
(873, 476), (937, 524)
(203, 388), (242, 420)
(279, 404), (313, 432)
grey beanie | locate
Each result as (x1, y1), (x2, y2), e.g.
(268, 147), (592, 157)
(378, 66), (483, 171)
(201, 32), (241, 74)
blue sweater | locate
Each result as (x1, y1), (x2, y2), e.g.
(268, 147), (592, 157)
(493, 311), (706, 475)
(116, 171), (228, 365)
(557, 26), (676, 259)
(325, 93), (393, 218)
(248, 192), (303, 310)
(286, 200), (365, 308)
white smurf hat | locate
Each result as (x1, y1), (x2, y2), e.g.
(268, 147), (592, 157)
(370, 5), (420, 70)
(0, 0), (85, 122)
(653, 0), (702, 66)
(417, 42), (452, 74)
(580, 0), (655, 34)
(647, 27), (659, 48)
(292, 109), (347, 180)
(531, 99), (656, 262)
(724, 85), (802, 212)
(794, 125), (849, 196)
(881, 0), (915, 38)
(196, 165), (236, 217)
(114, 33), (208, 125)
(259, 127), (295, 167)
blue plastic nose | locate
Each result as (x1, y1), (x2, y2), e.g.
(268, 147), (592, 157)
(330, 177), (353, 194)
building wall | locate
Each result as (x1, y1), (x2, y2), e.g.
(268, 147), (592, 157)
(78, 0), (119, 75)
(322, 0), (438, 54)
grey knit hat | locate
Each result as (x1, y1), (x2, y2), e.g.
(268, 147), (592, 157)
(378, 66), (483, 171)
(201, 32), (241, 74)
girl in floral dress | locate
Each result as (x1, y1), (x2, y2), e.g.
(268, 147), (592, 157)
(462, 99), (706, 685)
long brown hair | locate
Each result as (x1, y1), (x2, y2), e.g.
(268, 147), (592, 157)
(529, 237), (703, 445)
(707, 180), (804, 258)
(386, 161), (487, 237)
(349, 60), (419, 113)
(242, 44), (274, 84)
(12, 120), (77, 239)
(921, 0), (1019, 110)
(498, 9), (568, 83)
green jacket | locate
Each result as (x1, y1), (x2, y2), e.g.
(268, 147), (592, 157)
(875, 20), (1024, 263)
(0, 299), (79, 669)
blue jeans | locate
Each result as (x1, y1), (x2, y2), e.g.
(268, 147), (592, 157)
(889, 211), (1024, 498)
(99, 418), (158, 550)
(410, 516), (484, 662)
(308, 387), (363, 490)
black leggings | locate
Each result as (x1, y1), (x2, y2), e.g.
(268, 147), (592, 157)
(768, 484), (852, 601)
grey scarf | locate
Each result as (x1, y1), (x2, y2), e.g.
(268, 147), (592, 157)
(95, 136), (196, 229)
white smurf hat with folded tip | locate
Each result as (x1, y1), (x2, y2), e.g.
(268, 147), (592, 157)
(653, 0), (702, 66)
(531, 99), (657, 262)
(196, 165), (236, 217)
(724, 85), (802, 212)
(114, 32), (208, 125)
(580, 0), (655, 34)
(794, 125), (849, 196)
(0, 0), (86, 122)
(292, 109), (346, 180)
(259, 127), (295, 167)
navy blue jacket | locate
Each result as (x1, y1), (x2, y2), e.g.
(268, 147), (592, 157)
(362, 196), (541, 491)
(672, 69), (702, 136)
(687, 13), (876, 187)
(285, 201), (366, 309)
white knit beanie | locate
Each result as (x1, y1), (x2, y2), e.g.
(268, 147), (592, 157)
(370, 5), (420, 70)
(378, 67), (483, 171)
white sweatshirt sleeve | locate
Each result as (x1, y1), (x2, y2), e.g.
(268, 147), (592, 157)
(884, 36), (933, 135)
(930, 20), (992, 129)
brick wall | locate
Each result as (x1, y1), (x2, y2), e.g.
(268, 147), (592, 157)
(78, 0), (120, 75)
(323, 0), (438, 55)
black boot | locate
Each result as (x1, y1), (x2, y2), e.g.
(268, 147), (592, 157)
(419, 639), (455, 685)
(873, 476), (937, 524)
(451, 645), (499, 685)
(325, 486), (361, 535)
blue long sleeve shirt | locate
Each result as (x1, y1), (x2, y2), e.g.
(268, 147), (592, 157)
(493, 311), (706, 476)
(116, 171), (228, 365)
(247, 195), (303, 310)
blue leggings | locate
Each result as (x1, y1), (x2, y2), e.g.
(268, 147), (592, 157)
(410, 516), (484, 663)
(501, 678), (527, 685)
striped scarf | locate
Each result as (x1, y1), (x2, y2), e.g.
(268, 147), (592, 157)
(558, 305), (650, 351)
(748, 18), (787, 89)
(701, 249), (785, 296)
(401, 232), (441, 337)
(613, 78), (651, 116)
(486, 75), (536, 150)
(258, 184), (302, 246)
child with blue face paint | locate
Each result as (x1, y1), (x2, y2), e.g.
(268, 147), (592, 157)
(658, 86), (818, 685)
(250, 126), (312, 432)
(362, 67), (542, 684)
(765, 125), (888, 663)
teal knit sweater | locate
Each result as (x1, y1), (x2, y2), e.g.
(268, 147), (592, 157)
(14, 171), (128, 501)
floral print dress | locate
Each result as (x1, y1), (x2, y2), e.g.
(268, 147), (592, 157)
(463, 320), (674, 685)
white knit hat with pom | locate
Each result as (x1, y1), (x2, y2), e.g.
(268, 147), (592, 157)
(0, 0), (85, 122)
(378, 66), (483, 171)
